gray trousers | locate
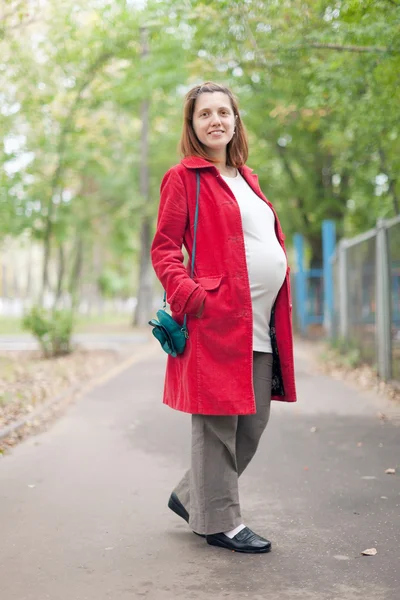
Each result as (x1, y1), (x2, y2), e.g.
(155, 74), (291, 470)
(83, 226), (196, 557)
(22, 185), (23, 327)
(173, 351), (273, 535)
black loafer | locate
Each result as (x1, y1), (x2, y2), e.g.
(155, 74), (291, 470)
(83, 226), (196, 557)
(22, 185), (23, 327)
(168, 492), (189, 522)
(206, 527), (272, 553)
(167, 492), (205, 538)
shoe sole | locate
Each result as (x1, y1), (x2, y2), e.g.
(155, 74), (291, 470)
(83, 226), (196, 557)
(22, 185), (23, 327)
(168, 493), (205, 538)
(207, 538), (272, 554)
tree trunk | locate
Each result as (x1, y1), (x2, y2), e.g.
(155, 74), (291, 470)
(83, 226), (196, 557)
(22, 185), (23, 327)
(55, 243), (65, 306)
(134, 26), (153, 327)
(69, 236), (84, 312)
(41, 204), (54, 304)
(26, 240), (33, 300)
(41, 50), (114, 306)
(379, 147), (400, 215)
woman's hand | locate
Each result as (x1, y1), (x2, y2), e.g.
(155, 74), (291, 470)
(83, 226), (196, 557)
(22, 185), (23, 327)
(196, 298), (205, 318)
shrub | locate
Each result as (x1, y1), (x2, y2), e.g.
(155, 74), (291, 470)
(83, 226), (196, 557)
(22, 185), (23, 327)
(328, 337), (362, 369)
(22, 306), (75, 358)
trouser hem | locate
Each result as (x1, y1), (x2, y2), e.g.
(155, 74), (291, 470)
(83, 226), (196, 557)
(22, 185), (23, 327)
(189, 514), (242, 536)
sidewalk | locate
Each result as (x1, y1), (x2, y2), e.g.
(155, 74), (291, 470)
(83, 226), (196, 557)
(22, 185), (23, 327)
(0, 339), (399, 600)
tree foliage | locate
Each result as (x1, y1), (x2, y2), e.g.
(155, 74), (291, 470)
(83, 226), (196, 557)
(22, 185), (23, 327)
(1, 0), (398, 302)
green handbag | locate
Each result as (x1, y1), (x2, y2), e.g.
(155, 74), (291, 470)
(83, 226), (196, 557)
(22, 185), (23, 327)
(148, 171), (200, 357)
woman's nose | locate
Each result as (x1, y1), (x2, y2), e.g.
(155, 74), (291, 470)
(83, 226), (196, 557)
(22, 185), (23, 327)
(210, 112), (222, 126)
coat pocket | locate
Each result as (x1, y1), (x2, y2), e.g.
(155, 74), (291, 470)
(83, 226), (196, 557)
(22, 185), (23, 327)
(195, 275), (223, 291)
(194, 275), (223, 319)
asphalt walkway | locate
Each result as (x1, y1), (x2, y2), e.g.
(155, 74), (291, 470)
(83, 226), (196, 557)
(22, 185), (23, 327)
(0, 340), (399, 600)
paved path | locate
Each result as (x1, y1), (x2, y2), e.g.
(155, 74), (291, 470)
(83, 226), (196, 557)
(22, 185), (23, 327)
(0, 333), (148, 352)
(0, 341), (399, 600)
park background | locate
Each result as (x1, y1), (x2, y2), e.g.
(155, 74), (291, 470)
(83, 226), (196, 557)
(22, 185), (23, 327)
(1, 0), (399, 395)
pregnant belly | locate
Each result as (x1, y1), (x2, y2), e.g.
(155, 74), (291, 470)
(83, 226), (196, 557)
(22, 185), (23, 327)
(247, 242), (287, 300)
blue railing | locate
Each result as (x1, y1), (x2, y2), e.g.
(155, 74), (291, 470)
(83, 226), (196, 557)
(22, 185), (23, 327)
(293, 222), (335, 334)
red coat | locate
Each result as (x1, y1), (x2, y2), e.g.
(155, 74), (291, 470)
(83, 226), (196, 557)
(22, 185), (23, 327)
(151, 156), (296, 415)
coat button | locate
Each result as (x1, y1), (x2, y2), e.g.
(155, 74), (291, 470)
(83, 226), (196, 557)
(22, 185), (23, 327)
(171, 302), (181, 312)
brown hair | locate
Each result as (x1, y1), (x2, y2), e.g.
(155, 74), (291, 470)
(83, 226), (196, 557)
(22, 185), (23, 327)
(179, 81), (248, 168)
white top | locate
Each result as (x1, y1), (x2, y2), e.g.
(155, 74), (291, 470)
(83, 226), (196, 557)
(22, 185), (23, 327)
(222, 171), (287, 353)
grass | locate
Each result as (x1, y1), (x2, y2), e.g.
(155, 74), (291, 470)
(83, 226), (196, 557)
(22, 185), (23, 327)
(0, 313), (136, 336)
(0, 317), (24, 335)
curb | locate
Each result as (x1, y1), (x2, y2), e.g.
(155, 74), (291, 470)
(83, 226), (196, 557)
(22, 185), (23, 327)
(0, 340), (158, 444)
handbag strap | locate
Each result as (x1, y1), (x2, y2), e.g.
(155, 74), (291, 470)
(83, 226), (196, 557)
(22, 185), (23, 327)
(163, 171), (201, 326)
(190, 170), (201, 278)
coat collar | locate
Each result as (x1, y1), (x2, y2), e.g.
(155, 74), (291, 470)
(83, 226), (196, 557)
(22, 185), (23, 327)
(181, 156), (279, 237)
(181, 156), (254, 176)
(181, 156), (214, 169)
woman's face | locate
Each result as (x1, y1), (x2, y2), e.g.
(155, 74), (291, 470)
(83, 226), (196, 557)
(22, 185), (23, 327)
(192, 92), (236, 155)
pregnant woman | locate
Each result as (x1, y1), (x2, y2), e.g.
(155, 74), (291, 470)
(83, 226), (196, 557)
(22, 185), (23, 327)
(151, 81), (296, 554)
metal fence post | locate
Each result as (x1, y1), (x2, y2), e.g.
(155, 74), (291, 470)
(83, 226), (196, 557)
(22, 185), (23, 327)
(293, 233), (307, 334)
(376, 219), (392, 381)
(338, 239), (349, 339)
(322, 220), (336, 337)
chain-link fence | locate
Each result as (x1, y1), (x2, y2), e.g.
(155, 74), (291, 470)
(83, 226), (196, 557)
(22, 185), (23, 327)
(346, 235), (376, 364)
(332, 215), (400, 383)
(388, 220), (400, 381)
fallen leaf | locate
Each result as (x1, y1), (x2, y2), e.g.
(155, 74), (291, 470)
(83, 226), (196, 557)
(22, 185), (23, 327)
(385, 468), (396, 475)
(361, 548), (377, 556)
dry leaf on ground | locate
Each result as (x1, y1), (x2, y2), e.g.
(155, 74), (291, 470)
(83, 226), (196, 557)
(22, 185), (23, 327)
(0, 348), (120, 452)
(361, 548), (377, 556)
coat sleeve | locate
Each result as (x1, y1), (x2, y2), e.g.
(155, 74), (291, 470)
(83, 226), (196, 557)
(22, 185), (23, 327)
(151, 169), (206, 317)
